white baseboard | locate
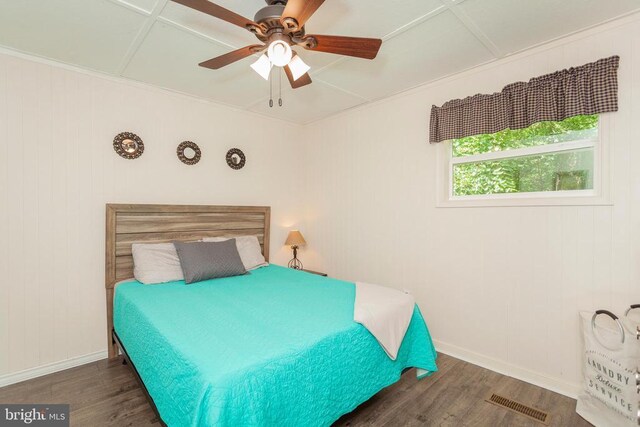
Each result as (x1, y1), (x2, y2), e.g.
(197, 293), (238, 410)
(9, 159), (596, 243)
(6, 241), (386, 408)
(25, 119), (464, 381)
(0, 351), (108, 388)
(0, 342), (581, 399)
(433, 339), (581, 399)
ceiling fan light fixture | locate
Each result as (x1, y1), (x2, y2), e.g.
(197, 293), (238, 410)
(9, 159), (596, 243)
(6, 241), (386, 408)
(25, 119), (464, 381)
(174, 0), (382, 91)
(267, 40), (292, 67)
(287, 54), (310, 81)
(250, 54), (272, 80)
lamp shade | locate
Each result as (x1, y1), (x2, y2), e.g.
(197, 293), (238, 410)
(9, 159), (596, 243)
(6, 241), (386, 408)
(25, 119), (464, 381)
(285, 230), (306, 246)
(287, 54), (310, 81)
(267, 40), (292, 67)
(250, 54), (272, 80)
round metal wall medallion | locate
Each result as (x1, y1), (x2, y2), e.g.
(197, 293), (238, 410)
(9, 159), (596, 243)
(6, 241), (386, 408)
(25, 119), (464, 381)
(113, 132), (144, 159)
(177, 141), (201, 165)
(226, 148), (246, 170)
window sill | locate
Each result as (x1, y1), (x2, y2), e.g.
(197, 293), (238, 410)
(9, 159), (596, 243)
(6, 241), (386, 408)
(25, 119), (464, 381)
(437, 195), (613, 208)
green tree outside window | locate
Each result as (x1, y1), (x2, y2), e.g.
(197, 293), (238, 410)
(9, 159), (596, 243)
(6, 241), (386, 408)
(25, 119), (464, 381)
(452, 115), (598, 196)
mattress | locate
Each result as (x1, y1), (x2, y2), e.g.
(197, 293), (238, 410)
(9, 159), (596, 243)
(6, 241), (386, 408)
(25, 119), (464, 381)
(113, 265), (438, 427)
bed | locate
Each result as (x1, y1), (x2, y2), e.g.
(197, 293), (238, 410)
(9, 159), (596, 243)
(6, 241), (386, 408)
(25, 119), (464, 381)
(105, 204), (438, 426)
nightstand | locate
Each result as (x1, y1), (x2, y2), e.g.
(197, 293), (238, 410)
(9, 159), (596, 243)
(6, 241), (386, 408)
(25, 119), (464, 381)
(301, 269), (327, 277)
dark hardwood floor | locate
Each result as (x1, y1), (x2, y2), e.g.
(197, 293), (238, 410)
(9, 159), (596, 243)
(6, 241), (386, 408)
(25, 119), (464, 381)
(0, 353), (591, 426)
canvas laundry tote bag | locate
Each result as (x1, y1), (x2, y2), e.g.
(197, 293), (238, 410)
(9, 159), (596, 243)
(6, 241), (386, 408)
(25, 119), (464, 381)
(576, 307), (640, 426)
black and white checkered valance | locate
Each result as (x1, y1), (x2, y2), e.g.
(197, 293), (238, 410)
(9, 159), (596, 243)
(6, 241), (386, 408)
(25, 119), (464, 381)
(429, 56), (620, 143)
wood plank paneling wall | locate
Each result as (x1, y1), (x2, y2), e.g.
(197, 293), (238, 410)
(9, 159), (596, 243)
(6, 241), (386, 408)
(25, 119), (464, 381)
(0, 52), (305, 380)
(302, 14), (640, 397)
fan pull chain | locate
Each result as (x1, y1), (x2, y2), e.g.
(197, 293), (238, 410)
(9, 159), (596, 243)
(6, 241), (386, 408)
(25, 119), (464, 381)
(278, 68), (283, 107)
(269, 68), (273, 108)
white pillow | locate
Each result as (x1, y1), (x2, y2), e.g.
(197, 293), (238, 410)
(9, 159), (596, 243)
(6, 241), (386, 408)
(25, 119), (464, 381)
(131, 242), (184, 284)
(201, 235), (268, 271)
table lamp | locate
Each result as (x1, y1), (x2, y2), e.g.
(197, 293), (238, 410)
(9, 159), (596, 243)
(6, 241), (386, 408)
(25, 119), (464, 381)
(285, 230), (306, 269)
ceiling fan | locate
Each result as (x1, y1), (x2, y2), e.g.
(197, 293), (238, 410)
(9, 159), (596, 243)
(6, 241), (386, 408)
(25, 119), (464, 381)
(171, 0), (383, 91)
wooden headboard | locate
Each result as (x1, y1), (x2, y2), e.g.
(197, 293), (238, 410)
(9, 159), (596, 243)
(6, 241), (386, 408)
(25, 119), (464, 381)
(105, 203), (271, 358)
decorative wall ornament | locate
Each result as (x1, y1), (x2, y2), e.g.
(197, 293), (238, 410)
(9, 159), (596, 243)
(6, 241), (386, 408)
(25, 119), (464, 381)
(177, 141), (202, 165)
(226, 148), (246, 170)
(113, 132), (144, 159)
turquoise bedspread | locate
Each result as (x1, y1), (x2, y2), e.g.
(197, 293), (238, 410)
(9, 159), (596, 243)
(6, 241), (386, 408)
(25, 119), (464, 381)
(114, 265), (437, 427)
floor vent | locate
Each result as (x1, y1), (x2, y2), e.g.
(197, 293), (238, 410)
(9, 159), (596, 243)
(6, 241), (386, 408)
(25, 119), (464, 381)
(485, 393), (550, 425)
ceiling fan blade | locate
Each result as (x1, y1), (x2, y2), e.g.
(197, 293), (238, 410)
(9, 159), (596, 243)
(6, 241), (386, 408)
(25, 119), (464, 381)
(304, 35), (382, 60)
(284, 65), (312, 89)
(171, 0), (259, 31)
(280, 0), (325, 31)
(199, 45), (263, 70)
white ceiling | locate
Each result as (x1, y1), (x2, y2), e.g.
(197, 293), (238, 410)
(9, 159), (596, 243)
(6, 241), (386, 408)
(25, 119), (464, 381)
(0, 0), (638, 124)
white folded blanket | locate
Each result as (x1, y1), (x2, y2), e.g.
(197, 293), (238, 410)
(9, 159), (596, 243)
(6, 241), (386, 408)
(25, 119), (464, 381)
(353, 282), (415, 360)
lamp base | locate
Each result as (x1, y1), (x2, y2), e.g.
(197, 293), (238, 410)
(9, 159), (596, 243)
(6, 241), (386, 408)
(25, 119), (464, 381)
(288, 258), (303, 269)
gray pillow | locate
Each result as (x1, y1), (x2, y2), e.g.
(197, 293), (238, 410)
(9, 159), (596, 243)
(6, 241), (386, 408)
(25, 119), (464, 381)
(173, 239), (246, 284)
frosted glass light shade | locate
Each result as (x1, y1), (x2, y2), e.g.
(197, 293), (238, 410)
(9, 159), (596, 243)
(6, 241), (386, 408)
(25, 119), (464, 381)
(250, 54), (272, 80)
(285, 230), (306, 246)
(267, 40), (292, 67)
(287, 55), (310, 81)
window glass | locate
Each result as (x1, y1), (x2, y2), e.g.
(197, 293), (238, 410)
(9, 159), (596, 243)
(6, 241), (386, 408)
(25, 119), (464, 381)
(450, 115), (598, 197)
(452, 115), (598, 158)
(453, 149), (594, 196)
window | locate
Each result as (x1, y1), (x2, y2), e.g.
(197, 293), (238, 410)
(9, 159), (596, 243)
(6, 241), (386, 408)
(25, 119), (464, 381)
(438, 115), (610, 206)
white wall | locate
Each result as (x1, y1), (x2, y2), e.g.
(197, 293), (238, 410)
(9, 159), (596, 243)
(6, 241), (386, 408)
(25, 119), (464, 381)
(302, 14), (640, 397)
(0, 51), (305, 383)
